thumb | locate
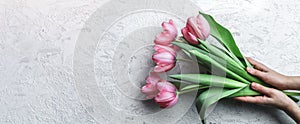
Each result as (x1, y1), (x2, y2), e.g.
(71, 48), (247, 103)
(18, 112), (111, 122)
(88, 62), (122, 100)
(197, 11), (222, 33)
(251, 82), (273, 96)
(247, 67), (267, 80)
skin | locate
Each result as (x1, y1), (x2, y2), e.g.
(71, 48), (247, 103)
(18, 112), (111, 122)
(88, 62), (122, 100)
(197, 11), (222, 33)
(235, 57), (300, 123)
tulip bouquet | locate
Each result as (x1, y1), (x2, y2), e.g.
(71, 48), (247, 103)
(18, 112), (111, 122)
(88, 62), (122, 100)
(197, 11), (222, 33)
(141, 12), (300, 123)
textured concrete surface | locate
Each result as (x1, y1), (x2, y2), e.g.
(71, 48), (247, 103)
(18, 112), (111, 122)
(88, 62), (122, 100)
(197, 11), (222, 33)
(0, 0), (300, 124)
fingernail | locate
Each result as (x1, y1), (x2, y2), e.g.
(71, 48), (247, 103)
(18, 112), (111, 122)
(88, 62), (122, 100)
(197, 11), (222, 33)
(246, 67), (253, 73)
(251, 82), (257, 89)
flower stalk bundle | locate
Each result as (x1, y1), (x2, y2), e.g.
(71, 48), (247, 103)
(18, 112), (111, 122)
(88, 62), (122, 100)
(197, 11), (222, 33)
(141, 11), (300, 122)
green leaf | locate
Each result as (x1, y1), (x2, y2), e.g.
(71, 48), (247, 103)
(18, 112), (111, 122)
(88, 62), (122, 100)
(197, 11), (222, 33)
(283, 91), (300, 102)
(181, 49), (193, 60)
(228, 86), (300, 102)
(189, 50), (250, 84)
(196, 87), (244, 121)
(172, 41), (250, 84)
(228, 85), (260, 97)
(173, 41), (266, 86)
(198, 39), (244, 70)
(284, 91), (300, 96)
(199, 12), (252, 68)
(169, 74), (247, 88)
(179, 84), (209, 95)
(199, 40), (264, 84)
(180, 84), (204, 91)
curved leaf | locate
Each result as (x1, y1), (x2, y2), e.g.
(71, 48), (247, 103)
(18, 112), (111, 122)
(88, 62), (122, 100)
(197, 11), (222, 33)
(198, 39), (244, 70)
(169, 74), (247, 88)
(179, 84), (209, 95)
(284, 91), (300, 96)
(196, 87), (244, 121)
(172, 41), (250, 84)
(189, 50), (250, 84)
(199, 12), (252, 68)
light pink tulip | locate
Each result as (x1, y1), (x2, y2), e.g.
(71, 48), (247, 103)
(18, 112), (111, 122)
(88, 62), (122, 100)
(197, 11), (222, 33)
(154, 45), (176, 55)
(181, 15), (210, 45)
(141, 72), (161, 99)
(152, 50), (176, 72)
(152, 50), (175, 64)
(154, 20), (178, 46)
(153, 63), (175, 73)
(154, 81), (178, 108)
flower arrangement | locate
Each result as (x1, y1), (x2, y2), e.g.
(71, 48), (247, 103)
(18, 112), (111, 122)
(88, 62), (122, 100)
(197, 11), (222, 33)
(141, 12), (300, 123)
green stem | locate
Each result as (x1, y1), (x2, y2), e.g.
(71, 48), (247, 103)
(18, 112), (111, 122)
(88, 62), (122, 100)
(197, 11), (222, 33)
(172, 41), (267, 86)
(199, 44), (209, 52)
(211, 35), (253, 68)
(198, 39), (245, 70)
(189, 50), (251, 84)
(284, 91), (300, 96)
(178, 85), (209, 95)
(176, 58), (195, 63)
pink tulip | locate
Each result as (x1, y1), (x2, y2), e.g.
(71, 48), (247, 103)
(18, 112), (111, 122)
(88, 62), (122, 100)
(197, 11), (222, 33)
(154, 81), (178, 108)
(154, 20), (178, 46)
(181, 15), (210, 45)
(152, 50), (176, 72)
(153, 63), (175, 73)
(154, 45), (176, 55)
(141, 72), (161, 99)
(152, 51), (174, 64)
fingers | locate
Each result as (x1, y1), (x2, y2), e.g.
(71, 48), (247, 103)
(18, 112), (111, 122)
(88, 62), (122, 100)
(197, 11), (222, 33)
(247, 67), (267, 80)
(235, 96), (265, 104)
(235, 83), (274, 104)
(251, 82), (273, 96)
(246, 57), (269, 71)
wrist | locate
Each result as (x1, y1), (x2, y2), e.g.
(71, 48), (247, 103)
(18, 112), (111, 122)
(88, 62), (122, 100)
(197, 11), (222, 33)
(283, 101), (298, 112)
(286, 76), (300, 90)
(283, 102), (300, 123)
(285, 76), (293, 90)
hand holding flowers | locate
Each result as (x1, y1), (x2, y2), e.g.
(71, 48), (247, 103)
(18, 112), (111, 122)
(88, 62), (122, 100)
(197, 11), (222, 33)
(140, 11), (300, 123)
(236, 57), (300, 123)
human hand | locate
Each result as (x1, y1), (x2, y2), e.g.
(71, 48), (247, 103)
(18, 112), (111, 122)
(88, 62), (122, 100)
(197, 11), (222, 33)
(245, 57), (290, 90)
(235, 82), (295, 110)
(235, 82), (300, 123)
(236, 58), (300, 123)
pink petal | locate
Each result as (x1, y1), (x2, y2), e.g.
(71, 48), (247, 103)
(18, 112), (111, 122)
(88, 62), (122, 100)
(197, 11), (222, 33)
(146, 72), (161, 85)
(141, 83), (159, 99)
(164, 95), (178, 108)
(155, 93), (178, 108)
(154, 45), (176, 55)
(187, 32), (199, 45)
(154, 20), (178, 45)
(181, 27), (199, 45)
(196, 15), (210, 39)
(156, 81), (176, 92)
(153, 63), (175, 73)
(152, 51), (175, 65)
(162, 20), (178, 38)
(154, 32), (175, 45)
(186, 17), (197, 36)
(185, 15), (210, 41)
(188, 16), (203, 39)
(156, 101), (169, 108)
(154, 90), (176, 102)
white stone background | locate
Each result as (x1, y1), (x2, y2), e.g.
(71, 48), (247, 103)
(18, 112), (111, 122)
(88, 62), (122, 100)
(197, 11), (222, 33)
(0, 0), (300, 123)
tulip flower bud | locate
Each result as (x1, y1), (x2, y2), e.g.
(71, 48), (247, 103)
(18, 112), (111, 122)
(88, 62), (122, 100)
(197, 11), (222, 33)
(154, 20), (178, 46)
(152, 50), (176, 72)
(154, 81), (178, 108)
(181, 15), (210, 45)
(141, 72), (161, 99)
